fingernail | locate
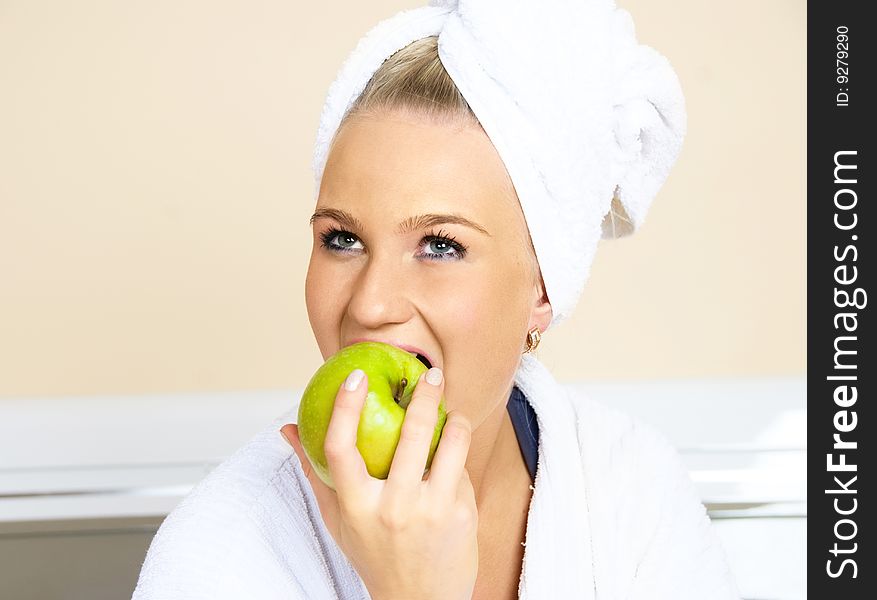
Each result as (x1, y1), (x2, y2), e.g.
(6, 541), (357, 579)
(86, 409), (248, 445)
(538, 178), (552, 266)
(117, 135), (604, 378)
(344, 369), (365, 391)
(425, 367), (443, 386)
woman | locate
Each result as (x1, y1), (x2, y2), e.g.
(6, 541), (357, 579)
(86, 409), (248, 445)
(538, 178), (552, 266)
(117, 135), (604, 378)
(134, 2), (739, 599)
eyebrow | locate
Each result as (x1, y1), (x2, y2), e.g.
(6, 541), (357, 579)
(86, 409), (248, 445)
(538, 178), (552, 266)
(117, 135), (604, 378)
(309, 207), (492, 237)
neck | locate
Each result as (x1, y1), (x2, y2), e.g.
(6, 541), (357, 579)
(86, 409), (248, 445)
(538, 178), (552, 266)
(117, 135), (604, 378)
(464, 381), (523, 505)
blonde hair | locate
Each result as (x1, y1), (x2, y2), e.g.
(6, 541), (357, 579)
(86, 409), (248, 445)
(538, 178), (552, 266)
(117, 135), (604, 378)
(337, 36), (543, 291)
(342, 36), (478, 128)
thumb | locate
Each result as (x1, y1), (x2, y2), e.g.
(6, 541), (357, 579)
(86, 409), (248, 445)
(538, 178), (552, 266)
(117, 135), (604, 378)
(279, 423), (342, 539)
(280, 424), (312, 478)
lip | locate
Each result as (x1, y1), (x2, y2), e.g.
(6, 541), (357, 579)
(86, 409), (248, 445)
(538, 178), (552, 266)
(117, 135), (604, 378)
(346, 337), (437, 369)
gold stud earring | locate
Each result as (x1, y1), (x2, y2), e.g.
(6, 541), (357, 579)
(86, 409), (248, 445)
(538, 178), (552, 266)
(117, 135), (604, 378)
(523, 326), (541, 354)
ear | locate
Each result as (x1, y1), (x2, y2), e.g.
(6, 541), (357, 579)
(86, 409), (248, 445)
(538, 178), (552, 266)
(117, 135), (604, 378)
(528, 273), (553, 334)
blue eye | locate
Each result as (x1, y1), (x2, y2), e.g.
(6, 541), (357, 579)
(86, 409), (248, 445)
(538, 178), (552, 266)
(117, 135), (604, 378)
(320, 230), (362, 252)
(318, 227), (468, 261)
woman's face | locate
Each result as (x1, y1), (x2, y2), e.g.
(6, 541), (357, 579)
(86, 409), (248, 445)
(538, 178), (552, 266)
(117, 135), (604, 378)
(305, 110), (551, 427)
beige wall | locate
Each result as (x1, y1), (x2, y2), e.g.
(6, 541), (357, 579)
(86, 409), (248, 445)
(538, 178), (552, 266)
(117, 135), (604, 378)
(0, 0), (805, 397)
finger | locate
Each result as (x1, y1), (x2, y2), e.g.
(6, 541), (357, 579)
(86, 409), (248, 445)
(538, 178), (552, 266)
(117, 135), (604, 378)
(425, 411), (473, 499)
(323, 369), (372, 497)
(386, 367), (444, 493)
(280, 424), (312, 478)
(456, 467), (477, 508)
(454, 468), (479, 534)
(280, 424), (342, 536)
(281, 424), (333, 500)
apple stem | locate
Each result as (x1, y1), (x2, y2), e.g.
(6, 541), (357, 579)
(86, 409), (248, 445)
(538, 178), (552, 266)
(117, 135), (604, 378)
(394, 378), (408, 405)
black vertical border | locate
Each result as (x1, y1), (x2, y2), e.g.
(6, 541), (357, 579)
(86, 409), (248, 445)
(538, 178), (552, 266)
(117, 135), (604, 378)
(808, 2), (873, 596)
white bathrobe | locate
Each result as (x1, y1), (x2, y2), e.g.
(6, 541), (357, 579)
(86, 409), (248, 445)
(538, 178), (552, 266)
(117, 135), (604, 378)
(132, 354), (740, 599)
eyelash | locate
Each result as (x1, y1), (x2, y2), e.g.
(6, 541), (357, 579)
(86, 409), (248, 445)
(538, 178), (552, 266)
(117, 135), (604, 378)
(318, 227), (468, 261)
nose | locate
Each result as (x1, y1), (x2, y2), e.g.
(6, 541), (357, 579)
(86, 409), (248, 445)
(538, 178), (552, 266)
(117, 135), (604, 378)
(346, 251), (414, 329)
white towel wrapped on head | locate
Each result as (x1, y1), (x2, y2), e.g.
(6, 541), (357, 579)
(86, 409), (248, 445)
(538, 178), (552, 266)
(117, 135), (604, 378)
(313, 0), (687, 328)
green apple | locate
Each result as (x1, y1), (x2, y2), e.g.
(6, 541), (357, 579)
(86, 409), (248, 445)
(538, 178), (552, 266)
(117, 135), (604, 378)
(297, 341), (447, 490)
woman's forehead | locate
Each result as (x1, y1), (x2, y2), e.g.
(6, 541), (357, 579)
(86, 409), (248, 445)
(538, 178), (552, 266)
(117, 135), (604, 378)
(319, 112), (522, 229)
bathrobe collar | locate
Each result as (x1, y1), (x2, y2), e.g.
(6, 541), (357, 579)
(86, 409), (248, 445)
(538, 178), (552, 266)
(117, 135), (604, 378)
(513, 353), (596, 599)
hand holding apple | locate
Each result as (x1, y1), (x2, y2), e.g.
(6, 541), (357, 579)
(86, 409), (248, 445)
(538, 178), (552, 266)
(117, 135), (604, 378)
(280, 344), (479, 600)
(295, 341), (448, 489)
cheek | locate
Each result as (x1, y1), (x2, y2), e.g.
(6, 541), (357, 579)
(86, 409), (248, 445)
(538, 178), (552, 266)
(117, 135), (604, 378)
(441, 274), (525, 335)
(305, 253), (347, 355)
(436, 262), (531, 415)
(451, 257), (530, 332)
